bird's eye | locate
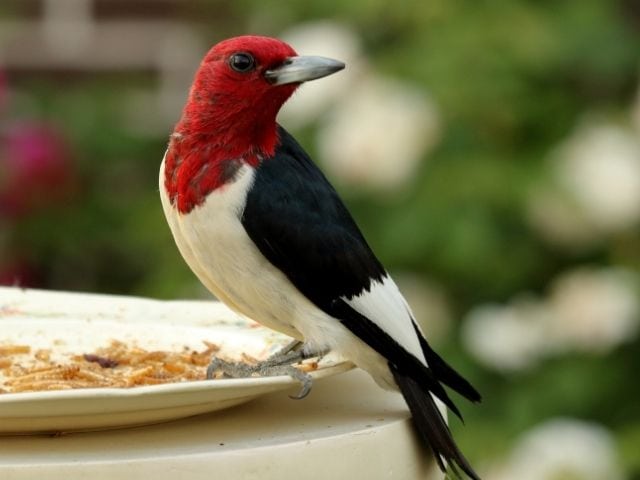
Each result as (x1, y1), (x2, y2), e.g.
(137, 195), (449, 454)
(229, 53), (255, 73)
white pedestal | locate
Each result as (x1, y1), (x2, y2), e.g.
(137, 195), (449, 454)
(0, 369), (443, 479)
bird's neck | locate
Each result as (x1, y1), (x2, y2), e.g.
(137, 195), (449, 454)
(163, 97), (281, 214)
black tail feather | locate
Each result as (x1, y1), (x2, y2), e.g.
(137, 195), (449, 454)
(391, 362), (481, 480)
(413, 322), (481, 403)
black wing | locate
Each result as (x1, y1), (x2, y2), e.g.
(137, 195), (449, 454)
(243, 126), (385, 307)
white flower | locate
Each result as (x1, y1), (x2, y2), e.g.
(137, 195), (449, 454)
(554, 120), (640, 232)
(545, 267), (640, 353)
(279, 21), (364, 127)
(463, 267), (639, 371)
(491, 419), (622, 480)
(279, 23), (441, 192)
(528, 120), (640, 247)
(526, 185), (601, 249)
(316, 76), (440, 191)
(461, 297), (549, 372)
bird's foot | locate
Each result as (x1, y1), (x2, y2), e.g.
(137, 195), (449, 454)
(206, 341), (329, 399)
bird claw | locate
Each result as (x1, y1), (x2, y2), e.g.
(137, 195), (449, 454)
(287, 368), (313, 400)
(206, 357), (254, 380)
(206, 341), (327, 399)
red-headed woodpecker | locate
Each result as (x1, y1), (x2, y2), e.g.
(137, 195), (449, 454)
(160, 35), (481, 479)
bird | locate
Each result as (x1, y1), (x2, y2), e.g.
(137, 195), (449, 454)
(160, 35), (481, 479)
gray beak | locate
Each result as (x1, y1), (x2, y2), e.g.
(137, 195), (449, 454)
(265, 56), (345, 85)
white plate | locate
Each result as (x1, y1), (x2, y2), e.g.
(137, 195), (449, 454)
(0, 287), (352, 434)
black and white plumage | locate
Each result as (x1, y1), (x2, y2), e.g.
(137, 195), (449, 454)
(160, 35), (481, 479)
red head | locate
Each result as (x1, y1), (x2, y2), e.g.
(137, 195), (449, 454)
(165, 35), (344, 213)
(178, 36), (297, 154)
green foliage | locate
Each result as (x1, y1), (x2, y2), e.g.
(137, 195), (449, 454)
(2, 0), (639, 476)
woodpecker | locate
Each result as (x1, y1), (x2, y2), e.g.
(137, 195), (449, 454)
(160, 35), (481, 479)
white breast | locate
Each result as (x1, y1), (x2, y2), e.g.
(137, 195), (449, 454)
(160, 158), (309, 339)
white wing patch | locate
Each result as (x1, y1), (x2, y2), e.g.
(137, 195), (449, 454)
(343, 275), (426, 365)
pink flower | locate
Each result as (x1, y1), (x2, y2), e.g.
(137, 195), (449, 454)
(0, 258), (41, 288)
(0, 123), (75, 218)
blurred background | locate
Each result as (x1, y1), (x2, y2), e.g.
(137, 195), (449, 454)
(1, 0), (639, 477)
